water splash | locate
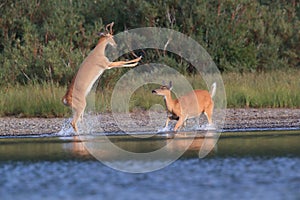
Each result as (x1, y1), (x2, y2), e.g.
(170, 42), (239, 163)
(199, 124), (217, 131)
(157, 126), (173, 133)
(157, 122), (217, 133)
(55, 118), (76, 136)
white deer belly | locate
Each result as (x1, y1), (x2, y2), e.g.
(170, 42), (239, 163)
(85, 69), (104, 96)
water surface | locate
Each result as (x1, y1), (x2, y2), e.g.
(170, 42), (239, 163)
(0, 130), (299, 200)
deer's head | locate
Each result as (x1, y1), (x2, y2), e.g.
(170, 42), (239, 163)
(97, 22), (117, 47)
(152, 81), (173, 96)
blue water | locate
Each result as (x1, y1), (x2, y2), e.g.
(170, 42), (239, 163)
(0, 132), (300, 200)
(1, 158), (299, 200)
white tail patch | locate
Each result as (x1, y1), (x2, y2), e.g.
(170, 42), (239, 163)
(210, 82), (217, 98)
(62, 98), (68, 105)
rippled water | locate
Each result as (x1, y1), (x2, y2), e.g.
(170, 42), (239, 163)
(0, 131), (300, 200)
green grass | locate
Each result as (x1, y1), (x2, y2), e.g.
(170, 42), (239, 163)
(224, 70), (300, 108)
(0, 83), (70, 117)
(0, 70), (299, 117)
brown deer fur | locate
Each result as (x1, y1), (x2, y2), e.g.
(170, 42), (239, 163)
(152, 82), (216, 131)
(62, 22), (141, 132)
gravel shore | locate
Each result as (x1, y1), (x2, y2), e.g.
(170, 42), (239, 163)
(0, 108), (300, 136)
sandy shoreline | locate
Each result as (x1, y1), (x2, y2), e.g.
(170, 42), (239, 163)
(0, 108), (300, 136)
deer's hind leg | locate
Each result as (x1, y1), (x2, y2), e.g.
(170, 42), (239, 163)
(71, 100), (86, 132)
(71, 111), (80, 133)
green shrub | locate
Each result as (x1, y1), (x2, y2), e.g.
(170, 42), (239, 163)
(0, 0), (299, 87)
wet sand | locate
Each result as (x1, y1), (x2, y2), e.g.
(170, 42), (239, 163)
(0, 108), (299, 136)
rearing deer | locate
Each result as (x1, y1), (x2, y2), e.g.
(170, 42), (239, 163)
(152, 81), (216, 131)
(62, 22), (142, 132)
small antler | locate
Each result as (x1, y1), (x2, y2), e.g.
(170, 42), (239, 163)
(105, 22), (114, 35)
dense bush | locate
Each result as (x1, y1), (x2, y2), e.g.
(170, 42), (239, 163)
(0, 0), (299, 86)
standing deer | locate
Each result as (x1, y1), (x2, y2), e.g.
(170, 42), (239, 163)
(62, 22), (141, 132)
(152, 81), (216, 131)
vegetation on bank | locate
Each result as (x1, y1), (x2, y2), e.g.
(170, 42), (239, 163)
(0, 0), (299, 86)
(0, 1), (299, 117)
(0, 83), (69, 117)
(0, 70), (299, 117)
(224, 70), (300, 108)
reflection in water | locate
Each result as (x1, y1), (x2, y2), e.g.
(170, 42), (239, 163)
(68, 136), (91, 157)
(0, 131), (299, 162)
(76, 130), (219, 172)
(79, 131), (218, 160)
(164, 131), (219, 158)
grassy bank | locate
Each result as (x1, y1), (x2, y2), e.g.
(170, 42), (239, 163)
(0, 83), (70, 117)
(0, 70), (299, 117)
(224, 70), (300, 108)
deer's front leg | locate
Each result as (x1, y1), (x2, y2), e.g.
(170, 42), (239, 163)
(164, 117), (171, 128)
(174, 117), (186, 132)
(109, 56), (142, 68)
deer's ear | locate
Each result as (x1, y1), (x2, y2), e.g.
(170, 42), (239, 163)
(169, 81), (173, 90)
(97, 32), (106, 37)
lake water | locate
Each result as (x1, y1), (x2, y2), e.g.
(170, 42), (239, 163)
(0, 130), (300, 200)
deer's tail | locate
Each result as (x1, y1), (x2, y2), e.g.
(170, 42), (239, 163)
(62, 94), (72, 107)
(62, 75), (77, 107)
(210, 82), (217, 98)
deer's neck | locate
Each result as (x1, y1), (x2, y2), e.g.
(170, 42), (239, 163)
(164, 92), (177, 114)
(95, 38), (108, 56)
